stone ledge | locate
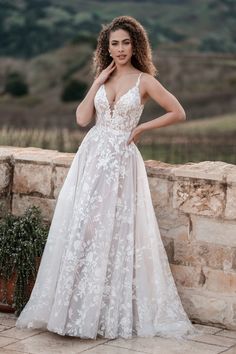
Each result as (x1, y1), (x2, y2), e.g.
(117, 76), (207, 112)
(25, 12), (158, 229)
(171, 160), (236, 183)
(1, 148), (236, 182)
(145, 159), (236, 184)
(0, 146), (74, 166)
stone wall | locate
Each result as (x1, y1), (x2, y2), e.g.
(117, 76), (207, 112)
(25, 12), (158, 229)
(1, 146), (236, 330)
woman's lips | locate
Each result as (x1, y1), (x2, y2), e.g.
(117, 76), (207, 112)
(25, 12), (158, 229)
(117, 55), (126, 59)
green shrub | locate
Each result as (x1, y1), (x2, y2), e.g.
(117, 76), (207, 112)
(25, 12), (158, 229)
(61, 79), (87, 102)
(0, 206), (49, 315)
(4, 72), (29, 97)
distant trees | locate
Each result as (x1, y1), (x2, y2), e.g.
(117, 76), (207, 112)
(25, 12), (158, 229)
(71, 33), (97, 49)
(148, 21), (186, 48)
(0, 0), (53, 58)
(0, 0), (235, 58)
(209, 0), (236, 17)
(0, 1), (101, 58)
(199, 34), (236, 53)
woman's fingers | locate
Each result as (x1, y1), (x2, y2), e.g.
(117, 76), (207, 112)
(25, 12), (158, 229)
(107, 59), (115, 68)
(107, 61), (116, 76)
(127, 132), (133, 145)
(102, 59), (116, 83)
(109, 65), (116, 73)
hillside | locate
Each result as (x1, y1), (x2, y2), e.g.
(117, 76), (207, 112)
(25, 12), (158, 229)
(0, 0), (236, 130)
(0, 45), (235, 129)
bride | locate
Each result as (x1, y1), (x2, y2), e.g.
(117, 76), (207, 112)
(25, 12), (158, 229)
(16, 15), (202, 340)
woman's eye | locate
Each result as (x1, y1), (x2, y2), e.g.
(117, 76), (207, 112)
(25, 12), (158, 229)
(111, 42), (130, 45)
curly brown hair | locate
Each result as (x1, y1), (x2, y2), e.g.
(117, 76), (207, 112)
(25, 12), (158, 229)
(92, 16), (158, 78)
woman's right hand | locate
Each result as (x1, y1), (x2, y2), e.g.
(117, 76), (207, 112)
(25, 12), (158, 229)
(95, 60), (116, 85)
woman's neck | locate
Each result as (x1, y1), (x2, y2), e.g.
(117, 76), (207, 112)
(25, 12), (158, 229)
(113, 64), (138, 78)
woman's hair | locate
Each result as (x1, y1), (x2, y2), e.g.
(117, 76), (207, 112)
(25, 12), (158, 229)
(92, 16), (158, 78)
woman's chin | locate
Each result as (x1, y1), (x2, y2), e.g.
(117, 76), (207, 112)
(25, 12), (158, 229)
(115, 58), (131, 65)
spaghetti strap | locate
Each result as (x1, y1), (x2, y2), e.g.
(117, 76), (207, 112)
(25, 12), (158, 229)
(135, 72), (142, 87)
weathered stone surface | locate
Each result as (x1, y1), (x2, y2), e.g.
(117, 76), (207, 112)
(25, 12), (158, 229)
(173, 179), (225, 217)
(174, 240), (234, 271)
(52, 166), (70, 199)
(12, 147), (59, 164)
(172, 160), (235, 182)
(145, 159), (177, 178)
(162, 236), (174, 263)
(179, 288), (233, 328)
(170, 264), (203, 288)
(0, 198), (11, 217)
(12, 195), (56, 221)
(202, 267), (236, 293)
(232, 304), (236, 325)
(225, 185), (236, 220)
(0, 146), (23, 159)
(232, 251), (236, 270)
(52, 153), (74, 167)
(227, 167), (236, 184)
(13, 163), (52, 197)
(0, 162), (11, 192)
(148, 177), (170, 209)
(192, 215), (236, 247)
(158, 208), (189, 240)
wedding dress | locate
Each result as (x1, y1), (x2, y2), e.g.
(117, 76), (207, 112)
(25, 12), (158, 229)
(15, 72), (201, 340)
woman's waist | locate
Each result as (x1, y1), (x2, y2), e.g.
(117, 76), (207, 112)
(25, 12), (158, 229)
(94, 122), (133, 137)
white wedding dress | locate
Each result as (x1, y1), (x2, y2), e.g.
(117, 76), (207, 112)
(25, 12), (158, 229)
(16, 72), (201, 340)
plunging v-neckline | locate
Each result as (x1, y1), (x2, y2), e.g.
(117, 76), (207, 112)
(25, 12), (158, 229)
(103, 84), (139, 117)
(102, 72), (144, 118)
(102, 73), (143, 118)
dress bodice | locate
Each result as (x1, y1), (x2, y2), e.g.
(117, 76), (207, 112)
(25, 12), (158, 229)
(94, 73), (144, 133)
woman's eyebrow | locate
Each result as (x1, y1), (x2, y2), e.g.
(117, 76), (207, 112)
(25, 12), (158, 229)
(111, 38), (130, 42)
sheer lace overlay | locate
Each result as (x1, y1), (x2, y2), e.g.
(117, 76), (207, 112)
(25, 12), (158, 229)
(15, 73), (202, 340)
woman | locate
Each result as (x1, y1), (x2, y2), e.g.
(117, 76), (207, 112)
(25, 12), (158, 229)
(16, 15), (202, 340)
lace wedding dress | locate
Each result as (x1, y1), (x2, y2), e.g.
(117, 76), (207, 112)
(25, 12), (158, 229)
(16, 72), (201, 340)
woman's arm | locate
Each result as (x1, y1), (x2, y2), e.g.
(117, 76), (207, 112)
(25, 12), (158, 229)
(75, 81), (101, 127)
(127, 73), (186, 145)
(76, 60), (116, 127)
(140, 74), (186, 133)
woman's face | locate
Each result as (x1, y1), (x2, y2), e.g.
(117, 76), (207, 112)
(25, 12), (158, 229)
(108, 29), (133, 65)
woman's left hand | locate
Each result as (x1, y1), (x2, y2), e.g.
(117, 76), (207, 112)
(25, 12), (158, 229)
(127, 125), (143, 145)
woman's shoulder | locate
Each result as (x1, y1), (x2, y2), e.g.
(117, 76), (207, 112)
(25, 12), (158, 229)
(140, 72), (157, 80)
(139, 72), (158, 86)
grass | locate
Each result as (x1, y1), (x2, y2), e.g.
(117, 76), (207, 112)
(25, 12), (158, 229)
(0, 113), (236, 164)
(165, 112), (236, 134)
(0, 126), (85, 152)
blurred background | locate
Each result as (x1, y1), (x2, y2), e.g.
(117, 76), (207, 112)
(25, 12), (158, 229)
(0, 0), (235, 164)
